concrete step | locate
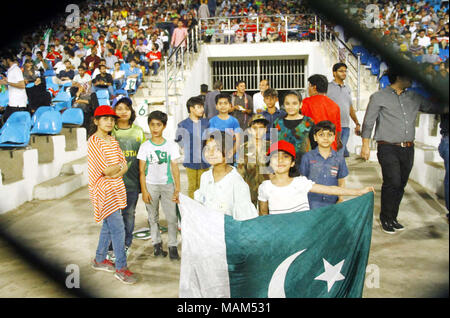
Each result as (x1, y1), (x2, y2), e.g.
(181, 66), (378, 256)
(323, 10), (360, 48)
(60, 157), (87, 175)
(33, 173), (87, 201)
(33, 157), (88, 201)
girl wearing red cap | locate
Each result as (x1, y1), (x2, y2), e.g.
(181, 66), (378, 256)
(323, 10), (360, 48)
(87, 105), (137, 284)
(258, 140), (374, 215)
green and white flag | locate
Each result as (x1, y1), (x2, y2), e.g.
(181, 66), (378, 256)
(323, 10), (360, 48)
(178, 192), (374, 298)
(42, 28), (52, 52)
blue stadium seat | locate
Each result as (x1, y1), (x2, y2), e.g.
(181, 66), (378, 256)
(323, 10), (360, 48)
(62, 108), (84, 126)
(359, 48), (370, 65)
(52, 90), (72, 109)
(53, 102), (68, 112)
(45, 77), (59, 92)
(31, 106), (54, 128)
(30, 109), (63, 135)
(352, 46), (364, 56)
(44, 69), (56, 77)
(439, 48), (449, 61)
(26, 83), (35, 88)
(0, 91), (8, 107)
(0, 111), (31, 147)
(379, 75), (390, 89)
(98, 98), (110, 106)
(409, 82), (432, 99)
(113, 89), (128, 97)
(368, 56), (381, 76)
(96, 89), (109, 101)
(120, 63), (131, 72)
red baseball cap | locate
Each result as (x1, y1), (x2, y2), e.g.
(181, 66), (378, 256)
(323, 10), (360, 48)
(94, 105), (118, 117)
(267, 140), (296, 158)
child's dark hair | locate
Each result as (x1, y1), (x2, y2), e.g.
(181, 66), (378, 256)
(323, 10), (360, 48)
(266, 149), (299, 177)
(215, 92), (232, 104)
(148, 110), (168, 125)
(283, 90), (303, 103)
(312, 120), (336, 135)
(88, 115), (116, 137)
(203, 130), (235, 163)
(263, 88), (278, 98)
(186, 96), (204, 113)
(115, 97), (136, 125)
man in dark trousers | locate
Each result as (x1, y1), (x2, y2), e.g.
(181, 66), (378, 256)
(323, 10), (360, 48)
(360, 68), (448, 234)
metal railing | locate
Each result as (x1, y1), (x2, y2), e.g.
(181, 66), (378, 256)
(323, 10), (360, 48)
(163, 25), (201, 114)
(198, 14), (316, 44)
(163, 15), (362, 112)
(316, 19), (362, 110)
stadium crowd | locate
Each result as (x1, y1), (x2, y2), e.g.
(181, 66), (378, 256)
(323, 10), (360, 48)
(0, 0), (448, 285)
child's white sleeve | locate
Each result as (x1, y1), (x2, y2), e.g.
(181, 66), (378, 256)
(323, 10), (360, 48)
(170, 142), (181, 161)
(257, 181), (269, 202)
(232, 179), (258, 221)
(136, 142), (147, 161)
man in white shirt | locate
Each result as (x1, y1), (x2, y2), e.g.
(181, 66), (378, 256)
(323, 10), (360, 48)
(417, 29), (431, 47)
(0, 53), (28, 125)
(253, 79), (279, 113)
(72, 65), (92, 94)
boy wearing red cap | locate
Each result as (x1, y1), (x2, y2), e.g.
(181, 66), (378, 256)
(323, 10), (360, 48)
(258, 140), (374, 215)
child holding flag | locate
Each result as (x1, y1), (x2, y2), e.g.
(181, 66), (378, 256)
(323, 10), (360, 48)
(258, 140), (374, 215)
(194, 131), (258, 221)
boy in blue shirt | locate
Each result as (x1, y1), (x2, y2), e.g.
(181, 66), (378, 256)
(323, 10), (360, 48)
(300, 120), (349, 210)
(208, 93), (242, 162)
(175, 96), (210, 199)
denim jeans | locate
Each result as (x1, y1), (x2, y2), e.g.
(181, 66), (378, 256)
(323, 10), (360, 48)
(113, 79), (124, 91)
(377, 144), (414, 223)
(337, 127), (350, 157)
(151, 62), (160, 75)
(95, 210), (127, 270)
(108, 191), (139, 250)
(438, 136), (449, 212)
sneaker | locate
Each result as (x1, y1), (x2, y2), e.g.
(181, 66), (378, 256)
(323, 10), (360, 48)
(169, 246), (180, 260)
(114, 267), (138, 284)
(392, 220), (405, 231)
(91, 259), (115, 272)
(380, 219), (396, 234)
(106, 250), (115, 262)
(153, 243), (168, 257)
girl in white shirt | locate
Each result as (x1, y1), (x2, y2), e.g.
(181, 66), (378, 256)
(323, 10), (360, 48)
(258, 140), (374, 215)
(194, 131), (258, 221)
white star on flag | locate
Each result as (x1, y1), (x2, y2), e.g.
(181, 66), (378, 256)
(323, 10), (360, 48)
(314, 259), (346, 292)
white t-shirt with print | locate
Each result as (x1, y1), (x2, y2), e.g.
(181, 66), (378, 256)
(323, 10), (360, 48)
(7, 63), (28, 107)
(137, 139), (181, 185)
(258, 176), (315, 214)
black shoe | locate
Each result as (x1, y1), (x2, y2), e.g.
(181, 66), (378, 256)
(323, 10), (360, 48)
(153, 243), (168, 257)
(169, 246), (180, 260)
(380, 219), (396, 234)
(392, 220), (405, 231)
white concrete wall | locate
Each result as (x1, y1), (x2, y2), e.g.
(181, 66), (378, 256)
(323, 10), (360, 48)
(0, 128), (87, 214)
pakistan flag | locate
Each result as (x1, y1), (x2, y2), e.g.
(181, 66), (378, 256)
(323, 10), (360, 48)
(178, 192), (374, 298)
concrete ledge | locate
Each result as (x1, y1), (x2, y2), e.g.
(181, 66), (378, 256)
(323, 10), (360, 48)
(0, 149), (25, 184)
(33, 173), (87, 201)
(61, 127), (80, 152)
(0, 148), (39, 214)
(30, 135), (56, 164)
